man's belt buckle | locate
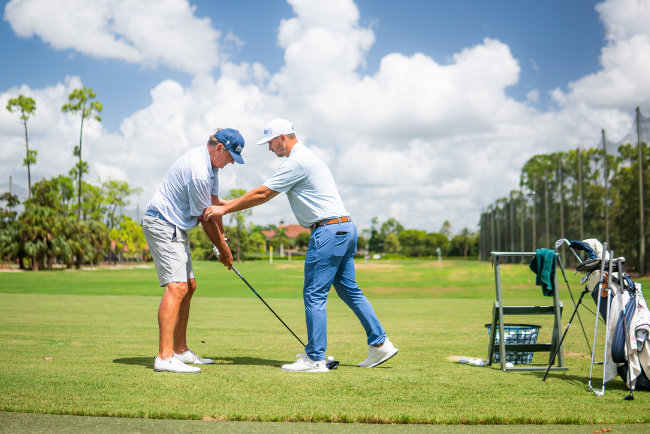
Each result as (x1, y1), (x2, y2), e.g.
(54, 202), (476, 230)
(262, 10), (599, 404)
(310, 216), (350, 232)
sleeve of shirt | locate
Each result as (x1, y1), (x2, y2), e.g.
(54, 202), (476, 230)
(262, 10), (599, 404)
(187, 179), (212, 217)
(210, 168), (220, 196)
(263, 160), (306, 194)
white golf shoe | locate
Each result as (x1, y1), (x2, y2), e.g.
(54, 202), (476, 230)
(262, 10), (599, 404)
(174, 349), (214, 365)
(154, 355), (201, 373)
(281, 353), (329, 372)
(358, 337), (399, 368)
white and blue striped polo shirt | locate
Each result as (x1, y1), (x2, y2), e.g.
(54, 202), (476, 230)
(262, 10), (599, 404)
(263, 142), (349, 228)
(146, 145), (219, 231)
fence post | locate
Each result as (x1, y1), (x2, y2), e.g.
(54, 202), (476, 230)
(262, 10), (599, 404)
(603, 129), (609, 245)
(638, 107), (645, 277)
(578, 147), (585, 241)
(520, 185), (525, 263)
(558, 158), (566, 261)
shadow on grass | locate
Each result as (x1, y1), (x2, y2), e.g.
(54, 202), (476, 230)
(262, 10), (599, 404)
(112, 356), (286, 369)
(525, 371), (630, 391)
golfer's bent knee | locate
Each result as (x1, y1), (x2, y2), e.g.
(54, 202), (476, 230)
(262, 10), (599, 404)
(166, 282), (189, 299)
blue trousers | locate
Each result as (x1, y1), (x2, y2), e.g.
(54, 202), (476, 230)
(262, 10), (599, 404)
(303, 220), (386, 361)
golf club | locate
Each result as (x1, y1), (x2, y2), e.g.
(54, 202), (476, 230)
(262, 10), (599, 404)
(554, 238), (582, 264)
(588, 242), (608, 396)
(213, 245), (306, 347)
(554, 244), (592, 355)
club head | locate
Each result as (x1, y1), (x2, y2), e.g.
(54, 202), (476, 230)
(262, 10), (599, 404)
(580, 274), (589, 286)
(326, 360), (339, 370)
(554, 238), (569, 250)
(593, 390), (604, 396)
(624, 394), (634, 401)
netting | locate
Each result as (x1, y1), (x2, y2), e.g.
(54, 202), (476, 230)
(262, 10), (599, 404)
(480, 107), (650, 274)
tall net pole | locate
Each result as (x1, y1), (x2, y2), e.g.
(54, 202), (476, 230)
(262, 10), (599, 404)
(520, 184), (525, 263)
(532, 179), (537, 251)
(510, 191), (515, 254)
(545, 175), (550, 248)
(496, 205), (501, 251)
(603, 129), (609, 245)
(638, 107), (645, 277)
(491, 209), (496, 256)
(557, 156), (566, 258)
(578, 147), (585, 241)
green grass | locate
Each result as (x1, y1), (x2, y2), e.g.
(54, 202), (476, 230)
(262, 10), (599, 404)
(6, 258), (644, 299)
(0, 260), (649, 425)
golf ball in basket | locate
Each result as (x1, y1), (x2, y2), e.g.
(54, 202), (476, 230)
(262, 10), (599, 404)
(468, 358), (474, 364)
(327, 356), (334, 362)
(474, 359), (485, 367)
(459, 357), (467, 364)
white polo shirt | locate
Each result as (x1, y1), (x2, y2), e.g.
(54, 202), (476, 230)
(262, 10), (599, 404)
(146, 145), (219, 231)
(263, 142), (349, 228)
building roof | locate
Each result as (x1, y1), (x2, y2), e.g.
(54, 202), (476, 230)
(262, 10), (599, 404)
(262, 224), (310, 240)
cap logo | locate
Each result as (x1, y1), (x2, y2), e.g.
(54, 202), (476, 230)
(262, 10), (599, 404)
(264, 129), (269, 134)
(226, 140), (230, 145)
(235, 145), (242, 153)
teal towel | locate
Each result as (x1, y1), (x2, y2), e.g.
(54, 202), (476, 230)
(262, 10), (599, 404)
(529, 248), (556, 296)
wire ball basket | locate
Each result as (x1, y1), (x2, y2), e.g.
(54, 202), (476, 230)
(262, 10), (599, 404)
(485, 324), (542, 365)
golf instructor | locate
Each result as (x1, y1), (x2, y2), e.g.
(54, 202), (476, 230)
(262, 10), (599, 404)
(203, 119), (398, 372)
(142, 128), (244, 373)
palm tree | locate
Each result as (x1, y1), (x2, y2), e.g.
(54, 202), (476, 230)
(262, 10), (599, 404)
(0, 221), (25, 269)
(20, 205), (56, 270)
(86, 219), (109, 267)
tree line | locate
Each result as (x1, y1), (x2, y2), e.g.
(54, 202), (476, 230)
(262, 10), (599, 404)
(0, 175), (144, 270)
(1, 88), (145, 270)
(2, 89), (480, 267)
(480, 107), (649, 274)
(364, 217), (478, 258)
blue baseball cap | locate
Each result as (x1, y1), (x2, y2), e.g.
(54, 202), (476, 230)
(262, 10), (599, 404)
(215, 128), (245, 164)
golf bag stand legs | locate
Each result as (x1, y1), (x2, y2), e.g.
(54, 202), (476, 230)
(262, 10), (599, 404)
(554, 249), (592, 356)
(542, 287), (591, 382)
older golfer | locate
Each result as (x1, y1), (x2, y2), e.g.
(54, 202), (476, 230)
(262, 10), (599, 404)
(143, 128), (243, 373)
(204, 119), (398, 372)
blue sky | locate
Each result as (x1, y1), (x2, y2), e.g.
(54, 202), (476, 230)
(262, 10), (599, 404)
(1, 0), (648, 232)
(0, 0), (604, 132)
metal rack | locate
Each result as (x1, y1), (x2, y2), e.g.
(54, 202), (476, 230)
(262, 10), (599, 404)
(487, 252), (567, 372)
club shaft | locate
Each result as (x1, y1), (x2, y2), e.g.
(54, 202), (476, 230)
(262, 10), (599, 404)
(232, 266), (306, 347)
(556, 253), (592, 355)
(600, 250), (614, 395)
(589, 242), (607, 394)
(543, 288), (589, 381)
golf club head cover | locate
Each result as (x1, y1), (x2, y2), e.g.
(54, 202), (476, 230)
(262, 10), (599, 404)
(576, 258), (601, 273)
(569, 240), (598, 260)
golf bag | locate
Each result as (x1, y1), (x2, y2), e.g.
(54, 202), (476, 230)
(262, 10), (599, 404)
(613, 293), (650, 391)
(578, 239), (650, 392)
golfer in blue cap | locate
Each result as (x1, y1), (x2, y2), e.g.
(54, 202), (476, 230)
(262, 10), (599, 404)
(204, 119), (398, 372)
(142, 128), (244, 373)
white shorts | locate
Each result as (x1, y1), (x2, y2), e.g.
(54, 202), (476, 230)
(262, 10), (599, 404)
(142, 215), (195, 287)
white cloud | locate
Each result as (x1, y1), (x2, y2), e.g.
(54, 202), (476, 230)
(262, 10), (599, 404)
(3, 0), (221, 75)
(2, 0), (649, 233)
(552, 0), (650, 109)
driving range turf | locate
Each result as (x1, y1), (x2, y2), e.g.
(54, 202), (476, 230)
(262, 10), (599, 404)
(1, 259), (649, 431)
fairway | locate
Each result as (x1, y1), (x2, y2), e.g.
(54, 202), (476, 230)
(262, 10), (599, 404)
(0, 260), (649, 425)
